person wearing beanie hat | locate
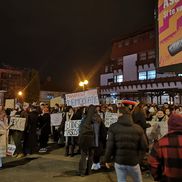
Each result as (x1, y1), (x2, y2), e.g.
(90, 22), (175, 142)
(148, 113), (182, 182)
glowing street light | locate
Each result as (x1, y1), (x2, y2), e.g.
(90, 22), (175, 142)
(79, 80), (88, 91)
(18, 91), (23, 96)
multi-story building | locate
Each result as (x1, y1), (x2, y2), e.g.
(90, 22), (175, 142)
(0, 65), (26, 101)
(100, 27), (182, 105)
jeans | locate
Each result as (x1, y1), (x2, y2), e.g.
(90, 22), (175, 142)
(114, 163), (142, 182)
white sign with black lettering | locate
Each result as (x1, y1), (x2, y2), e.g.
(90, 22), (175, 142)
(104, 112), (118, 128)
(64, 120), (81, 137)
(65, 89), (99, 108)
(51, 113), (62, 126)
(9, 117), (26, 131)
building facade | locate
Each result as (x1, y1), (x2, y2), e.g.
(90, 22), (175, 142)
(100, 28), (182, 105)
(0, 66), (27, 101)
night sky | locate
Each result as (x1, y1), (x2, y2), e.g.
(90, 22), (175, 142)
(0, 0), (154, 91)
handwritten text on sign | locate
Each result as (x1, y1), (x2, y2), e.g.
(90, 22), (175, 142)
(51, 113), (62, 126)
(64, 120), (81, 136)
(65, 89), (99, 108)
(104, 112), (118, 128)
(9, 117), (26, 131)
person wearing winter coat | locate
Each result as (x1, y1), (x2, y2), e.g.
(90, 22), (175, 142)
(24, 105), (39, 154)
(78, 105), (98, 176)
(38, 106), (51, 153)
(148, 113), (182, 182)
(91, 112), (107, 171)
(104, 107), (148, 182)
(0, 111), (8, 168)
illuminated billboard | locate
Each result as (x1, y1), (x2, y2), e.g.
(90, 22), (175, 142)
(158, 0), (182, 68)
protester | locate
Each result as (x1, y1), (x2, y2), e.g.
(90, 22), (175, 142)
(148, 113), (182, 181)
(78, 105), (97, 176)
(151, 109), (168, 122)
(91, 110), (107, 171)
(24, 105), (39, 155)
(132, 102), (151, 132)
(38, 106), (51, 153)
(0, 111), (8, 168)
(104, 106), (148, 182)
(65, 106), (77, 157)
(10, 104), (25, 158)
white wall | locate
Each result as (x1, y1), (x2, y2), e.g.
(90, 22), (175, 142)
(100, 73), (113, 86)
(123, 54), (137, 81)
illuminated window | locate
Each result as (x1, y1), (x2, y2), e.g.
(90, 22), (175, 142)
(139, 72), (147, 80)
(114, 75), (123, 83)
(178, 74), (182, 77)
(148, 70), (156, 79)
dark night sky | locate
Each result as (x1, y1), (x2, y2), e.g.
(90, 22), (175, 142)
(0, 0), (154, 91)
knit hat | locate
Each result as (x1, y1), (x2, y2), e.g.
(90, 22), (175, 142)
(168, 113), (182, 131)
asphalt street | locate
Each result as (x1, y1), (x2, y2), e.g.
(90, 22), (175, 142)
(0, 145), (153, 182)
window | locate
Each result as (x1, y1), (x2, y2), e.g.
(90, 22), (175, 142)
(148, 70), (156, 79)
(117, 75), (123, 82)
(178, 74), (182, 77)
(117, 58), (123, 65)
(114, 75), (123, 83)
(139, 52), (147, 61)
(139, 72), (147, 80)
(148, 50), (156, 59)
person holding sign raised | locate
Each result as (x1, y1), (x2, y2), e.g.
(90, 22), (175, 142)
(64, 106), (78, 157)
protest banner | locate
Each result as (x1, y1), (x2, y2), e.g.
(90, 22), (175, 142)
(65, 89), (99, 108)
(64, 120), (81, 136)
(5, 99), (15, 109)
(9, 117), (26, 131)
(104, 112), (118, 128)
(50, 96), (64, 108)
(50, 113), (62, 126)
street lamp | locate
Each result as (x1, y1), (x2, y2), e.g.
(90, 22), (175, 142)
(79, 80), (88, 91)
(18, 91), (23, 96)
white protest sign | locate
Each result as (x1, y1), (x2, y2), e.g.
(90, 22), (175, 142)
(104, 112), (118, 128)
(65, 89), (99, 108)
(64, 120), (81, 136)
(7, 144), (16, 156)
(9, 117), (26, 131)
(50, 96), (64, 108)
(50, 113), (62, 126)
(5, 99), (15, 109)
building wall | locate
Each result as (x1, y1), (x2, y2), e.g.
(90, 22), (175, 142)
(0, 68), (24, 99)
(123, 54), (137, 81)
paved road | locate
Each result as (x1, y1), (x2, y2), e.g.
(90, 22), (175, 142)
(0, 145), (153, 182)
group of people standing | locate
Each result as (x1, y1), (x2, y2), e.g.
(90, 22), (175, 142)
(0, 101), (182, 182)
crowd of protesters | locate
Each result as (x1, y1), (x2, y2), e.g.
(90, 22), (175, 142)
(0, 101), (182, 181)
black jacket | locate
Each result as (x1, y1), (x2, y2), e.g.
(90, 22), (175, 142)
(104, 114), (148, 166)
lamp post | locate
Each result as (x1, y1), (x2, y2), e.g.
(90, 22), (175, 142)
(79, 80), (88, 91)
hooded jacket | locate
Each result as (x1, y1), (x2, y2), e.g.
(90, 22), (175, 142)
(104, 114), (148, 166)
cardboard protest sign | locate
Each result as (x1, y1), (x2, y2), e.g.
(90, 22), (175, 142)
(5, 99), (15, 109)
(65, 89), (99, 108)
(50, 96), (64, 108)
(50, 113), (62, 126)
(64, 120), (81, 136)
(104, 112), (118, 128)
(7, 144), (16, 156)
(9, 117), (26, 131)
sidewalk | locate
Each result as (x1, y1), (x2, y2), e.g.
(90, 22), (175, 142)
(1, 145), (153, 182)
